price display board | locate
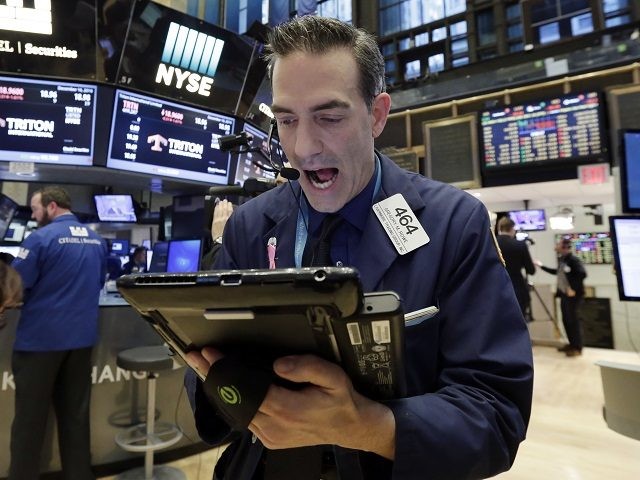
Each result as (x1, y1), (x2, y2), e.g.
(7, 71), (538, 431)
(107, 89), (235, 185)
(480, 92), (606, 168)
(0, 75), (96, 165)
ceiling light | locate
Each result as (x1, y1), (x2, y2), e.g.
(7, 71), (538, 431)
(549, 207), (574, 230)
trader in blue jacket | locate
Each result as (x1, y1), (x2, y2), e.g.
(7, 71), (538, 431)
(185, 16), (533, 480)
(9, 186), (107, 480)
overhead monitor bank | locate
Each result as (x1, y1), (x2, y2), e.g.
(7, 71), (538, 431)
(114, 0), (255, 114)
(0, 75), (97, 165)
(0, 0), (97, 79)
(107, 89), (235, 185)
(480, 91), (607, 169)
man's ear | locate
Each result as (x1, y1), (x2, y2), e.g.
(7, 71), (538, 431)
(371, 92), (392, 139)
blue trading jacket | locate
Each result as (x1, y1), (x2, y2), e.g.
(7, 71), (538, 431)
(12, 214), (108, 351)
(186, 155), (534, 480)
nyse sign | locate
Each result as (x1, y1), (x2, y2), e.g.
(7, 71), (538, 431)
(152, 22), (224, 97)
(155, 63), (214, 97)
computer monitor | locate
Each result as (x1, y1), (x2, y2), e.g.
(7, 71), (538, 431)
(106, 89), (235, 185)
(0, 193), (20, 240)
(508, 209), (547, 231)
(479, 91), (609, 186)
(94, 195), (137, 223)
(110, 239), (130, 256)
(555, 232), (613, 265)
(3, 220), (26, 243)
(148, 241), (169, 273)
(619, 130), (640, 213)
(0, 75), (97, 165)
(166, 239), (201, 273)
(609, 216), (640, 301)
(171, 195), (206, 239)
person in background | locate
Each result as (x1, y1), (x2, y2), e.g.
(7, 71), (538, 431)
(9, 186), (108, 480)
(0, 261), (23, 330)
(0, 251), (16, 265)
(122, 245), (147, 274)
(184, 16), (533, 480)
(496, 216), (536, 320)
(200, 198), (234, 270)
(536, 238), (587, 357)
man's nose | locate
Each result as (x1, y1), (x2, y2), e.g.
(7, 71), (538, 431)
(293, 119), (322, 160)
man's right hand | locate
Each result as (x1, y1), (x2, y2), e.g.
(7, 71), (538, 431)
(212, 199), (234, 241)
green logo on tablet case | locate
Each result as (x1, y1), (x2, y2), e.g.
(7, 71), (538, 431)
(218, 385), (241, 405)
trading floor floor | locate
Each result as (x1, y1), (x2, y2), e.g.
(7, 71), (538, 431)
(99, 345), (640, 480)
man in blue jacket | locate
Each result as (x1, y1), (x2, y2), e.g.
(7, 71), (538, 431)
(185, 16), (533, 480)
(9, 186), (107, 480)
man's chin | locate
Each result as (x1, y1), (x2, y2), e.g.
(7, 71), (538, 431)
(304, 195), (343, 213)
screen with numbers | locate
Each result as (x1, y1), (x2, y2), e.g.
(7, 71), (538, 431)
(0, 75), (96, 165)
(107, 89), (235, 185)
(555, 232), (613, 265)
(480, 92), (607, 169)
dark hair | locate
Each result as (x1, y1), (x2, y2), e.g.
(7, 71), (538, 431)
(497, 217), (516, 233)
(560, 238), (572, 249)
(264, 15), (385, 111)
(34, 186), (72, 210)
(133, 246), (146, 256)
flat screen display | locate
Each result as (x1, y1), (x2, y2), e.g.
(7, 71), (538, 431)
(508, 209), (546, 231)
(0, 75), (96, 165)
(3, 220), (25, 243)
(172, 195), (206, 239)
(609, 216), (640, 301)
(148, 241), (169, 273)
(555, 232), (613, 265)
(110, 239), (130, 255)
(620, 130), (640, 213)
(233, 122), (277, 185)
(113, 0), (254, 113)
(0, 0), (97, 79)
(480, 92), (607, 169)
(166, 238), (201, 273)
(107, 89), (235, 185)
(0, 193), (19, 240)
(95, 195), (137, 222)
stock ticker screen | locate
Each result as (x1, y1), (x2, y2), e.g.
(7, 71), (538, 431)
(0, 75), (96, 165)
(480, 92), (605, 168)
(107, 89), (235, 185)
(556, 232), (613, 265)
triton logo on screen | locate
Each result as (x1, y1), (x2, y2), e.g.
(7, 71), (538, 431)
(155, 22), (224, 97)
(2, 117), (55, 138)
(0, 0), (52, 35)
(147, 133), (204, 159)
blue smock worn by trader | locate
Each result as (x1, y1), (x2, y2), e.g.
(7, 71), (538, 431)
(185, 154), (534, 480)
(12, 213), (108, 351)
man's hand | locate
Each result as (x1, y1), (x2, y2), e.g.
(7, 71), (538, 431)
(185, 348), (396, 460)
(566, 287), (576, 297)
(211, 199), (234, 241)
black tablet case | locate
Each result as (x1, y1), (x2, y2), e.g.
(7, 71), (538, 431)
(117, 267), (406, 399)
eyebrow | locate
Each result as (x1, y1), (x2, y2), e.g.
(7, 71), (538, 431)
(271, 99), (351, 115)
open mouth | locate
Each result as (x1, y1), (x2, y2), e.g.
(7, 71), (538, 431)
(306, 168), (338, 190)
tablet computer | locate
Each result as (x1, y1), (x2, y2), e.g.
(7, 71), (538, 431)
(117, 267), (406, 399)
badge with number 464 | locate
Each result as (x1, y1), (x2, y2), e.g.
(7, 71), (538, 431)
(373, 194), (429, 255)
